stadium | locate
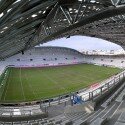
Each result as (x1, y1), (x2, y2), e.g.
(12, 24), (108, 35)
(0, 0), (125, 125)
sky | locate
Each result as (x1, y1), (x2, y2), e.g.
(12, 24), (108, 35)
(41, 35), (123, 51)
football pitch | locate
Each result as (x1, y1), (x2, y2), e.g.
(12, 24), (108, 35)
(0, 64), (122, 103)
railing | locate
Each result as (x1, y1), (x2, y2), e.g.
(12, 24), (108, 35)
(81, 70), (125, 101)
(40, 70), (125, 107)
(0, 67), (124, 117)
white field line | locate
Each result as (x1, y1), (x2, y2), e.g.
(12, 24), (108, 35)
(3, 69), (11, 101)
(110, 101), (124, 118)
(24, 71), (37, 98)
(19, 67), (25, 101)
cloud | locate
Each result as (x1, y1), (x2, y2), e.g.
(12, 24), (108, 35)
(41, 35), (123, 51)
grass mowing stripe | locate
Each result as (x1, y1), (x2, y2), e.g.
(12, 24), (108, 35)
(24, 70), (37, 98)
(47, 68), (98, 87)
(37, 69), (67, 91)
(19, 67), (25, 101)
(57, 68), (96, 82)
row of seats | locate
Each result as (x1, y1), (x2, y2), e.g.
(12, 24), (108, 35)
(0, 81), (125, 125)
(1, 48), (125, 124)
(85, 55), (125, 68)
(101, 82), (125, 108)
(0, 73), (125, 125)
(0, 47), (85, 75)
(116, 88), (125, 102)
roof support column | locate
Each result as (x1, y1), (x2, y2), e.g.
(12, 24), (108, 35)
(60, 6), (72, 25)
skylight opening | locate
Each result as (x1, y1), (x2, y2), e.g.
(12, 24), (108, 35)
(43, 11), (46, 14)
(0, 12), (4, 18)
(0, 31), (4, 33)
(39, 11), (42, 14)
(91, 0), (96, 3)
(69, 8), (73, 11)
(7, 8), (12, 13)
(75, 10), (78, 13)
(31, 14), (37, 18)
(3, 27), (8, 30)
(63, 19), (67, 21)
(13, 0), (21, 5)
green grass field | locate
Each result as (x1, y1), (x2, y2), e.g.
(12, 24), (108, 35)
(0, 64), (122, 103)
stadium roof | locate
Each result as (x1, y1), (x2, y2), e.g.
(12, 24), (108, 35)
(0, 0), (125, 59)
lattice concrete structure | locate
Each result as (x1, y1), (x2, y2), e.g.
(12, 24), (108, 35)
(0, 0), (125, 59)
